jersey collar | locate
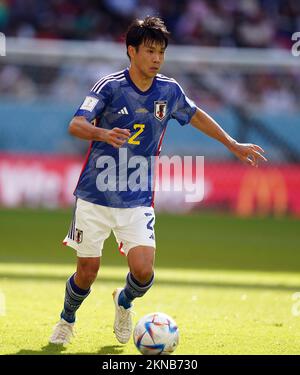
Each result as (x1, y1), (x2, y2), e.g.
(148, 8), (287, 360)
(124, 68), (157, 96)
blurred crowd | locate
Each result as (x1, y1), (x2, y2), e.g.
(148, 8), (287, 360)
(0, 0), (300, 113)
(0, 0), (299, 48)
(1, 63), (299, 114)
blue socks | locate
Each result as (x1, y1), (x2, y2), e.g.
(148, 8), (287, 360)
(61, 273), (90, 323)
(118, 289), (133, 309)
(118, 272), (154, 309)
(60, 272), (155, 320)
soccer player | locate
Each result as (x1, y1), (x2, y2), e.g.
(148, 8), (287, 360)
(49, 16), (267, 345)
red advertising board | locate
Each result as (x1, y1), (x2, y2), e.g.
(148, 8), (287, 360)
(0, 153), (299, 216)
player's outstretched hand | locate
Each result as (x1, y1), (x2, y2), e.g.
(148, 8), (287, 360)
(104, 128), (131, 148)
(228, 141), (268, 167)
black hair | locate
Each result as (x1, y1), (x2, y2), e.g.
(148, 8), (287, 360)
(126, 16), (170, 59)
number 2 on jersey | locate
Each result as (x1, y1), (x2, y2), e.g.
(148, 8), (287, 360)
(128, 124), (145, 145)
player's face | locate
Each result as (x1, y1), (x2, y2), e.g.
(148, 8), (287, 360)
(131, 41), (166, 78)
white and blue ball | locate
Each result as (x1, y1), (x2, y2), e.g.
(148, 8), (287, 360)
(133, 312), (179, 355)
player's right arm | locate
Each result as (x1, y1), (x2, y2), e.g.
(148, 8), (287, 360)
(69, 116), (130, 148)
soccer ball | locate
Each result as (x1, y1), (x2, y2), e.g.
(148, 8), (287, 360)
(133, 312), (179, 355)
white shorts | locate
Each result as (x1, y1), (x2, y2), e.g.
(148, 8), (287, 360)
(63, 198), (156, 257)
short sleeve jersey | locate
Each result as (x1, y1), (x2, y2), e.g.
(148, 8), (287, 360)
(74, 68), (197, 208)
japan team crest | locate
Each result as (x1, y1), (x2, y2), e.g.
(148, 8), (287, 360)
(154, 101), (167, 121)
(75, 228), (83, 244)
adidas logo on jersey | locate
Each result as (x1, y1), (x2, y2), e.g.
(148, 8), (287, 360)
(118, 107), (129, 115)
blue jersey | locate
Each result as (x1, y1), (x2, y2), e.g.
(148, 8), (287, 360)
(73, 68), (197, 208)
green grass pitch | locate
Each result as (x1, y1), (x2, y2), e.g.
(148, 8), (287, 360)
(0, 208), (299, 354)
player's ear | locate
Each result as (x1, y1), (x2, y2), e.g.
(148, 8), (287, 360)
(128, 45), (136, 60)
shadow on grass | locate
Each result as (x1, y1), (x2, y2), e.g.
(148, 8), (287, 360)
(14, 344), (124, 355)
(1, 272), (300, 292)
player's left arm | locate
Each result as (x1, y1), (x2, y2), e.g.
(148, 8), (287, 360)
(190, 107), (267, 167)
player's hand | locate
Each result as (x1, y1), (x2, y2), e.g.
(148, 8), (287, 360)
(228, 141), (268, 167)
(103, 128), (131, 148)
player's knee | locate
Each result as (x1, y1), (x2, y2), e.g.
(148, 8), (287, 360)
(133, 267), (154, 285)
(77, 259), (100, 285)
